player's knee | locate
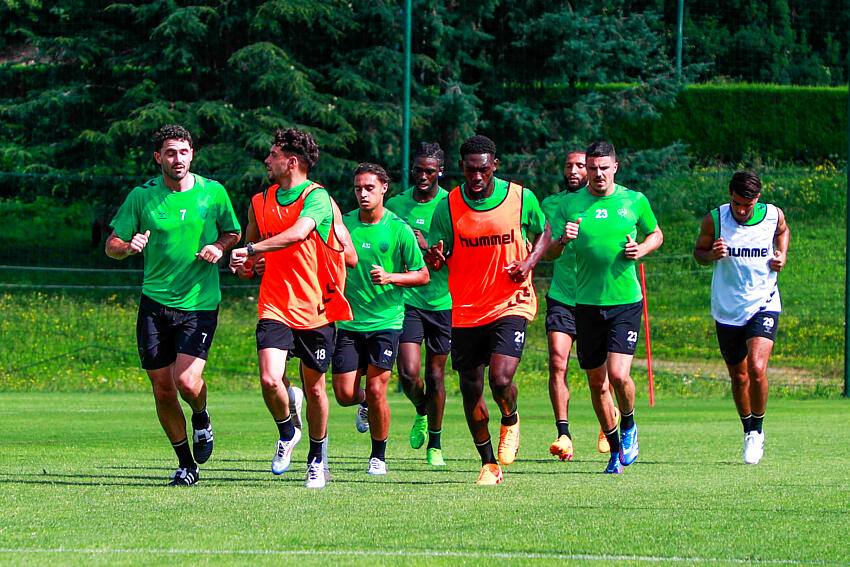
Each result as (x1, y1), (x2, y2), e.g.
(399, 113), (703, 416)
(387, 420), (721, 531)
(488, 373), (514, 395)
(459, 378), (483, 400)
(259, 373), (283, 392)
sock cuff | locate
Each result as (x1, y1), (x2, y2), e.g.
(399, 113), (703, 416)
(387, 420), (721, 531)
(555, 419), (569, 425)
(427, 429), (442, 435)
(274, 415), (292, 425)
(474, 437), (492, 447)
(309, 436), (327, 444)
(621, 410), (635, 418)
(752, 413), (765, 419)
(192, 407), (208, 415)
(603, 426), (619, 436)
(171, 438), (189, 448)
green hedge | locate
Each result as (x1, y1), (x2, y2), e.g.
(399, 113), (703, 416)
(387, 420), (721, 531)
(608, 84), (849, 162)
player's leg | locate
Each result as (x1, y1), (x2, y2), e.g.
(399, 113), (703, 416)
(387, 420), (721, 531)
(137, 296), (198, 485)
(739, 312), (778, 464)
(575, 304), (621, 473)
(423, 349), (448, 466)
(717, 321), (758, 462)
(363, 329), (400, 474)
(487, 316), (526, 467)
(258, 347), (301, 474)
(365, 364), (392, 475)
(331, 329), (369, 432)
(545, 297), (576, 459)
(397, 341), (427, 449)
(293, 325), (334, 487)
(607, 302), (642, 467)
(547, 330), (574, 460)
(172, 306), (218, 466)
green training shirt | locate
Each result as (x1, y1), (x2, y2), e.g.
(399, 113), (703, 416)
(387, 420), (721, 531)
(338, 208), (425, 332)
(558, 184), (658, 306)
(111, 174), (241, 310)
(385, 187), (452, 311)
(269, 180), (333, 242)
(542, 190), (578, 306)
(429, 177), (547, 257)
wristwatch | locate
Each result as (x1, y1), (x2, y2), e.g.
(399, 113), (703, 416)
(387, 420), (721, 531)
(246, 242), (256, 256)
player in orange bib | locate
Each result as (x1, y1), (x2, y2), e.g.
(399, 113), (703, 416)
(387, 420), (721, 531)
(426, 135), (551, 485)
(230, 128), (357, 489)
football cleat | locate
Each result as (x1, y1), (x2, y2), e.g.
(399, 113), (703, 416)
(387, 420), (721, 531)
(168, 465), (199, 486)
(598, 406), (620, 453)
(604, 453), (623, 474)
(271, 428), (302, 475)
(288, 386), (304, 430)
(475, 463), (503, 485)
(743, 431), (765, 465)
(367, 457), (387, 475)
(192, 423), (214, 464)
(305, 460), (326, 489)
(498, 413), (520, 466)
(409, 414), (428, 449)
(550, 435), (574, 462)
(619, 424), (639, 466)
(355, 404), (370, 433)
(426, 447), (446, 467)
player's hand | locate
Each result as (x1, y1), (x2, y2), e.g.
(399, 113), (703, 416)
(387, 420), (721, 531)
(769, 248), (786, 272)
(712, 238), (728, 260)
(235, 258), (254, 279)
(128, 230), (150, 254)
(424, 240), (445, 270)
(370, 264), (393, 285)
(230, 247), (248, 273)
(505, 260), (531, 283)
(413, 229), (429, 250)
(624, 234), (641, 260)
(197, 242), (224, 264)
(253, 255), (266, 276)
(562, 218), (581, 243)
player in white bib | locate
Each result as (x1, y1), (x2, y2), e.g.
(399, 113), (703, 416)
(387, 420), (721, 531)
(694, 171), (789, 465)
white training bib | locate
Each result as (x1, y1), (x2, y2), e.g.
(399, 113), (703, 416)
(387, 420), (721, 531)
(710, 203), (781, 326)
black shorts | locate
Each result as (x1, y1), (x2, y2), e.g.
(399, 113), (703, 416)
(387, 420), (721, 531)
(716, 311), (780, 366)
(332, 328), (402, 374)
(451, 315), (528, 372)
(575, 302), (642, 370)
(545, 296), (577, 337)
(256, 319), (336, 373)
(136, 294), (218, 370)
(399, 305), (452, 355)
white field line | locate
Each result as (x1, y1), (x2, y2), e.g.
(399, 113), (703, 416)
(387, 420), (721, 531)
(0, 548), (845, 565)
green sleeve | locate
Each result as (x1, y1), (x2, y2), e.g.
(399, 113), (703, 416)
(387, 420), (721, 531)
(541, 194), (565, 239)
(521, 188), (547, 236)
(430, 198), (453, 256)
(214, 184), (241, 234)
(397, 221), (425, 271)
(110, 188), (142, 241)
(635, 193), (659, 234)
(300, 188), (333, 241)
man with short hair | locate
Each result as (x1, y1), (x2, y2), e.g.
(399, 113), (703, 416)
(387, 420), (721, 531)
(386, 142), (451, 467)
(556, 141), (663, 474)
(543, 150), (617, 461)
(106, 124), (241, 486)
(332, 163), (429, 476)
(427, 135), (551, 485)
(694, 170), (788, 465)
(230, 128), (356, 489)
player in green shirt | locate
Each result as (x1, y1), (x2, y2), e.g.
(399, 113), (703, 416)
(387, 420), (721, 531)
(106, 125), (241, 486)
(385, 142), (452, 467)
(557, 141), (663, 474)
(331, 163), (429, 476)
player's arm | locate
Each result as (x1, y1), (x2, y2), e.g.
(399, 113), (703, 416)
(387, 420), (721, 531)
(105, 229), (149, 260)
(370, 264), (430, 287)
(230, 215), (316, 270)
(197, 230), (241, 264)
(230, 204), (260, 278)
(693, 213), (727, 265)
(625, 226), (663, 261)
(507, 221), (552, 283)
(331, 197), (358, 268)
(769, 207), (789, 272)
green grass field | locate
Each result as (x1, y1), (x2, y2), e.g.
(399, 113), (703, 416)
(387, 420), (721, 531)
(1, 392), (848, 566)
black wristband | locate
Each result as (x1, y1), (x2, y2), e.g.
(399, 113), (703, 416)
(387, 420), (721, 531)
(247, 242), (256, 256)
